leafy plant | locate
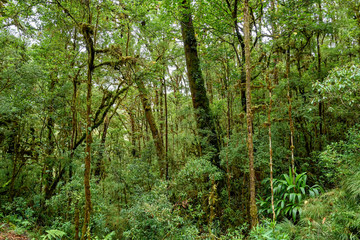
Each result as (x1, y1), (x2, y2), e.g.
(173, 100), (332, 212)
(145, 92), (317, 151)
(40, 229), (66, 240)
(259, 169), (322, 222)
(249, 219), (290, 240)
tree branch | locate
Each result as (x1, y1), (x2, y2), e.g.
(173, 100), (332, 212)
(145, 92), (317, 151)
(73, 86), (129, 150)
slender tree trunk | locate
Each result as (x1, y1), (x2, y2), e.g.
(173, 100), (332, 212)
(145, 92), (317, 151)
(95, 114), (109, 180)
(136, 77), (166, 178)
(164, 78), (169, 180)
(159, 81), (164, 143)
(80, 10), (95, 239)
(44, 76), (55, 201)
(269, 0), (277, 221)
(70, 68), (80, 181)
(244, 0), (258, 228)
(9, 128), (19, 200)
(128, 108), (138, 157)
(74, 200), (80, 240)
(266, 74), (275, 221)
(286, 48), (296, 182)
(317, 0), (324, 151)
(227, 0), (247, 112)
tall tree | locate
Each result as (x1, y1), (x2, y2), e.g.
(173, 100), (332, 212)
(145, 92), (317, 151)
(81, 16), (95, 240)
(244, 0), (258, 228)
(136, 76), (166, 179)
(179, 0), (221, 168)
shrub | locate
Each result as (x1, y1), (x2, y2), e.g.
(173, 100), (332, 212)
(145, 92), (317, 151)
(259, 169), (321, 222)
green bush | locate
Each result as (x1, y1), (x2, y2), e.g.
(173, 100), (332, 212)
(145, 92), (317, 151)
(249, 220), (290, 240)
(121, 182), (199, 239)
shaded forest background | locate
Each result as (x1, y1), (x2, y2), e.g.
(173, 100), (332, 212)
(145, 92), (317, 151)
(0, 0), (360, 239)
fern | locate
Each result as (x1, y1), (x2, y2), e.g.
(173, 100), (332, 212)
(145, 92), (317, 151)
(103, 231), (115, 240)
(41, 229), (66, 240)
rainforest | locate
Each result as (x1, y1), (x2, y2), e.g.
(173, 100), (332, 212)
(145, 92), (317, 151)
(0, 0), (360, 239)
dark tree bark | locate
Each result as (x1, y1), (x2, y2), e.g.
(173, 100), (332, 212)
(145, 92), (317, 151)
(44, 76), (55, 201)
(94, 114), (109, 180)
(226, 0), (247, 112)
(317, 0), (324, 151)
(179, 0), (221, 169)
(127, 107), (138, 157)
(164, 78), (169, 180)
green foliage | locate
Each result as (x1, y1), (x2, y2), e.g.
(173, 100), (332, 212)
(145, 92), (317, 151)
(318, 125), (360, 187)
(1, 197), (36, 230)
(218, 225), (246, 240)
(344, 171), (360, 201)
(267, 126), (360, 240)
(249, 220), (290, 240)
(281, 187), (360, 240)
(121, 182), (199, 239)
(0, 0), (360, 239)
(259, 169), (321, 222)
(40, 229), (66, 240)
(314, 64), (360, 113)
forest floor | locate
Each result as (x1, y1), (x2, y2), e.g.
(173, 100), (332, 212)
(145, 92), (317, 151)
(0, 224), (30, 240)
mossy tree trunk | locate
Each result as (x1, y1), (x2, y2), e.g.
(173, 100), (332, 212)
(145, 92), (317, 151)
(80, 5), (95, 239)
(179, 0), (221, 169)
(244, 0), (258, 229)
(136, 77), (166, 179)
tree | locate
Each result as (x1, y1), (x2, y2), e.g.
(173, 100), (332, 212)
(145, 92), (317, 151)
(244, 0), (258, 228)
(179, 0), (221, 169)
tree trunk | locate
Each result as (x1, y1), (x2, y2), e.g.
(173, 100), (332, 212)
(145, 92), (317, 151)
(95, 114), (109, 180)
(317, 0), (324, 151)
(266, 74), (275, 221)
(286, 48), (296, 183)
(269, 0), (277, 221)
(127, 107), (138, 157)
(80, 13), (95, 240)
(244, 0), (258, 228)
(227, 0), (247, 112)
(136, 77), (166, 179)
(164, 78), (169, 180)
(179, 0), (221, 168)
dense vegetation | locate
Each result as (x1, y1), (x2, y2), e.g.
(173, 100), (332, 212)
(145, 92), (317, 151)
(0, 0), (360, 239)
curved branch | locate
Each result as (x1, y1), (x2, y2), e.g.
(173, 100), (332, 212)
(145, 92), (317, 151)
(72, 86), (129, 150)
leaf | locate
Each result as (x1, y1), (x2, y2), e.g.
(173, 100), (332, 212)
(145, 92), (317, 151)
(301, 175), (307, 188)
(284, 173), (292, 185)
(104, 231), (116, 240)
(292, 207), (298, 222)
(313, 188), (319, 196)
(297, 194), (302, 202)
(1, 180), (11, 188)
(284, 206), (291, 214)
(289, 193), (296, 203)
(287, 184), (296, 191)
(41, 229), (66, 240)
(295, 172), (305, 183)
(309, 190), (314, 198)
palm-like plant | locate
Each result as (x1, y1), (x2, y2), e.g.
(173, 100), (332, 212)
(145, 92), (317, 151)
(259, 168), (322, 222)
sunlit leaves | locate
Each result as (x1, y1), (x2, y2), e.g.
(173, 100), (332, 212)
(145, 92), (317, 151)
(314, 64), (360, 111)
